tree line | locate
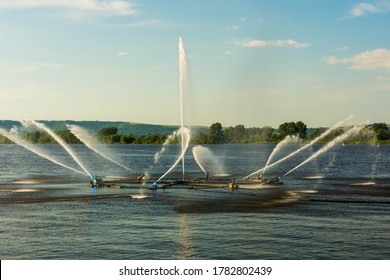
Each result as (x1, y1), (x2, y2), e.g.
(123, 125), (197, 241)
(1, 121), (389, 145)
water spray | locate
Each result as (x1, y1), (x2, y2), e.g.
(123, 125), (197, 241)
(283, 124), (365, 177)
(243, 115), (354, 180)
(179, 37), (188, 181)
(263, 135), (298, 177)
(156, 127), (191, 183)
(143, 130), (179, 176)
(25, 120), (93, 179)
(67, 124), (135, 172)
(0, 128), (88, 177)
(192, 146), (208, 176)
(192, 145), (226, 177)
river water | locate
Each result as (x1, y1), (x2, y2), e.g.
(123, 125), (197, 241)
(0, 144), (389, 259)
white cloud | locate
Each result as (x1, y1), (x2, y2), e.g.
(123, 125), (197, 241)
(324, 56), (345, 65)
(349, 1), (390, 17)
(333, 46), (350, 51)
(238, 39), (310, 49)
(117, 52), (128, 56)
(227, 25), (241, 31)
(324, 49), (390, 70)
(0, 0), (136, 16)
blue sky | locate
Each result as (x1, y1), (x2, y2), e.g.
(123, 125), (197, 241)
(0, 0), (389, 128)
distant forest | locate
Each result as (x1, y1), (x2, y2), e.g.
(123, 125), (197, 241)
(0, 120), (389, 145)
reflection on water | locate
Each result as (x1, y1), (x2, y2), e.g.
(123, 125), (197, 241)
(175, 214), (198, 259)
(0, 144), (390, 259)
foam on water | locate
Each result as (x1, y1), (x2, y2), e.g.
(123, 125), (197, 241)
(12, 188), (39, 192)
(350, 182), (376, 186)
(303, 176), (325, 180)
(131, 194), (151, 199)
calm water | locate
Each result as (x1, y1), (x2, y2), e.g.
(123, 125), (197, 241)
(0, 144), (389, 259)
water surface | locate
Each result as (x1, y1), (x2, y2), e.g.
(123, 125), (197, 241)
(1, 144), (389, 259)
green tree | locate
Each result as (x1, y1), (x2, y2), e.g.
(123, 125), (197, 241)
(232, 124), (245, 142)
(0, 135), (13, 144)
(191, 132), (208, 144)
(57, 131), (82, 144)
(259, 126), (276, 143)
(208, 122), (224, 144)
(37, 132), (56, 144)
(24, 131), (42, 143)
(296, 121), (307, 139)
(120, 134), (135, 144)
(278, 122), (298, 139)
(278, 121), (307, 139)
(97, 127), (118, 139)
(372, 123), (390, 141)
(103, 134), (121, 144)
(133, 135), (145, 144)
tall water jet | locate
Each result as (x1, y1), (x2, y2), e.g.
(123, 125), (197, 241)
(243, 115), (354, 179)
(263, 135), (299, 176)
(284, 124), (366, 177)
(67, 124), (135, 172)
(156, 127), (191, 183)
(178, 37), (188, 181)
(0, 128), (87, 176)
(25, 120), (93, 179)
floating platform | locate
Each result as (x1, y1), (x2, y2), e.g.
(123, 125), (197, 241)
(96, 176), (284, 190)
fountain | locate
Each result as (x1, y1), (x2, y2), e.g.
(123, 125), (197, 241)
(243, 115), (354, 180)
(192, 145), (226, 177)
(24, 120), (93, 179)
(67, 124), (135, 172)
(0, 128), (88, 177)
(147, 129), (179, 170)
(155, 127), (191, 183)
(262, 135), (299, 177)
(152, 37), (191, 186)
(192, 146), (207, 176)
(178, 37), (188, 181)
(284, 124), (365, 176)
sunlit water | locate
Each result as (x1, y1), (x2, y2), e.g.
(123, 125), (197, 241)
(0, 144), (389, 259)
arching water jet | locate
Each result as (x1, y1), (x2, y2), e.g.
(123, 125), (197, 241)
(192, 146), (207, 176)
(0, 128), (87, 177)
(25, 120), (93, 179)
(145, 130), (179, 174)
(156, 127), (191, 183)
(263, 135), (299, 176)
(67, 124), (135, 172)
(284, 124), (366, 177)
(243, 115), (354, 180)
(192, 145), (226, 177)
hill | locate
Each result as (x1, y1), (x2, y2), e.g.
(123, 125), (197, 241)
(0, 120), (181, 136)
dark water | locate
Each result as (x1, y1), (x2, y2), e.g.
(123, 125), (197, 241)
(0, 144), (389, 259)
